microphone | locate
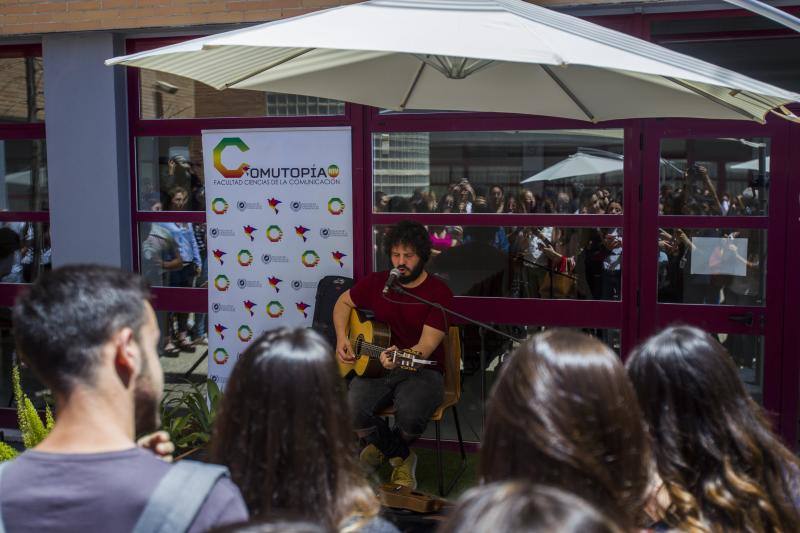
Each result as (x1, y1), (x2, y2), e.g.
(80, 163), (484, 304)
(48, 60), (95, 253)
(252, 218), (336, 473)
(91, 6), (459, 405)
(383, 268), (402, 294)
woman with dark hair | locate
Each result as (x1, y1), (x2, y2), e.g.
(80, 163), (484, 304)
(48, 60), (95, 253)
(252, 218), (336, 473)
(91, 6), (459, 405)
(481, 330), (650, 529)
(626, 325), (800, 532)
(212, 328), (398, 533)
(439, 481), (624, 533)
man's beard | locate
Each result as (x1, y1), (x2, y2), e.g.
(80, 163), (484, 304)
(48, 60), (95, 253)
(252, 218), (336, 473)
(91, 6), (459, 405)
(397, 261), (425, 285)
(133, 367), (160, 436)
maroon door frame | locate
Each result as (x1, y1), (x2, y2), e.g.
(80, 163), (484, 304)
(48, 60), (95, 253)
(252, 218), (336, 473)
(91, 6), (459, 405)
(782, 121), (800, 445)
(640, 117), (796, 443)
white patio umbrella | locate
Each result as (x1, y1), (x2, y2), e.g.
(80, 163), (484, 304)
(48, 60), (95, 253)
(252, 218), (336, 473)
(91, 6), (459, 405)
(522, 149), (683, 183)
(730, 156), (771, 171)
(522, 150), (623, 183)
(106, 0), (800, 123)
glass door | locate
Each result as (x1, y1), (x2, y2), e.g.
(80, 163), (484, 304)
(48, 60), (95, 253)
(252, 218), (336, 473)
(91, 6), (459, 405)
(640, 120), (793, 441)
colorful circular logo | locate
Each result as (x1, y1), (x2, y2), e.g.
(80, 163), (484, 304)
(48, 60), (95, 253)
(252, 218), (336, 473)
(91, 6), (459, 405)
(266, 301), (285, 318)
(211, 198), (229, 215)
(327, 197), (345, 215)
(301, 250), (320, 268)
(237, 249), (254, 267)
(237, 325), (253, 342)
(213, 348), (229, 365)
(327, 164), (340, 178)
(214, 274), (230, 291)
(266, 225), (284, 243)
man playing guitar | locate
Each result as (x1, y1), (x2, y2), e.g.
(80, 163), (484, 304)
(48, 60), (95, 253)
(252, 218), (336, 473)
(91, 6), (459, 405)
(333, 221), (453, 489)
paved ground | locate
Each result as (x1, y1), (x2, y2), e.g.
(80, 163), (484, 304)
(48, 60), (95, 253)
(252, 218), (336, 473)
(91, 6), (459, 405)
(160, 342), (208, 400)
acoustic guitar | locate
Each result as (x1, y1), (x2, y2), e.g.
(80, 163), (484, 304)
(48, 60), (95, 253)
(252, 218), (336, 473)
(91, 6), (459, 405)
(337, 308), (437, 378)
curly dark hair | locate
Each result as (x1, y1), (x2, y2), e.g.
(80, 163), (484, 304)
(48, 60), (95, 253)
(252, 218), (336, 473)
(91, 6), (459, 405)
(382, 220), (432, 263)
(626, 325), (800, 532)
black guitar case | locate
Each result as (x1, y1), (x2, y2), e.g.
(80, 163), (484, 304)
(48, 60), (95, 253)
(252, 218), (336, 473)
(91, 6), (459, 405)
(311, 275), (354, 347)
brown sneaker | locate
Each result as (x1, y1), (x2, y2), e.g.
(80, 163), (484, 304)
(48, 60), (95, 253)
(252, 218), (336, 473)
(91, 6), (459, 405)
(389, 451), (418, 490)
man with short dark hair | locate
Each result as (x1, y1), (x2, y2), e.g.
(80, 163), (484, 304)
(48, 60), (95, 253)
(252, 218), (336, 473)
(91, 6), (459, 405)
(333, 221), (453, 489)
(0, 265), (248, 532)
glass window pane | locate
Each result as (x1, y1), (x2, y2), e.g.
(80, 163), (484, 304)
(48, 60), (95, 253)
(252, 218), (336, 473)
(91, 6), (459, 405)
(0, 139), (48, 211)
(427, 324), (621, 443)
(139, 70), (344, 119)
(372, 130), (624, 214)
(139, 222), (206, 289)
(136, 136), (204, 212)
(0, 221), (50, 284)
(660, 138), (769, 216)
(657, 228), (766, 305)
(374, 224), (622, 300)
(0, 57), (44, 123)
(0, 308), (49, 409)
(715, 332), (763, 403)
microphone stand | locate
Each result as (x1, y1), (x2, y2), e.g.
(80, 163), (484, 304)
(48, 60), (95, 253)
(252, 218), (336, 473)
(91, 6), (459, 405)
(390, 283), (524, 428)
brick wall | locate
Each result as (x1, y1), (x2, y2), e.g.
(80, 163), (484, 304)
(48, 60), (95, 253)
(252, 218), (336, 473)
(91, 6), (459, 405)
(0, 0), (626, 37)
(0, 57), (44, 121)
(0, 0), (359, 36)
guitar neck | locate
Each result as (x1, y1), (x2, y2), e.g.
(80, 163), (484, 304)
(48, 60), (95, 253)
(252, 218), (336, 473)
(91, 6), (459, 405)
(354, 341), (435, 367)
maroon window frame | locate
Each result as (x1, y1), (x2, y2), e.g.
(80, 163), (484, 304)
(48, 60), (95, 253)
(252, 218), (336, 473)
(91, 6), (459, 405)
(0, 44), (48, 427)
(0, 43), (48, 308)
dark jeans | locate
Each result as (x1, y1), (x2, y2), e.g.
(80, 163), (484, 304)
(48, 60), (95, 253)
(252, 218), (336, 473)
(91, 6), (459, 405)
(348, 368), (444, 460)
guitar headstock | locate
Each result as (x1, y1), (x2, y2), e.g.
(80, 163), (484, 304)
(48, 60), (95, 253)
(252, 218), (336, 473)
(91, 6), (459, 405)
(392, 349), (424, 371)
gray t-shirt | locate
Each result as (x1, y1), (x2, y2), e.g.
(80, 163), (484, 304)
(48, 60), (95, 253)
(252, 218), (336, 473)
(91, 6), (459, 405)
(0, 448), (249, 532)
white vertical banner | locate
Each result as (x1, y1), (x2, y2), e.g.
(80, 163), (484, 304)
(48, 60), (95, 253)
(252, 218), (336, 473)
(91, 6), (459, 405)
(202, 127), (353, 388)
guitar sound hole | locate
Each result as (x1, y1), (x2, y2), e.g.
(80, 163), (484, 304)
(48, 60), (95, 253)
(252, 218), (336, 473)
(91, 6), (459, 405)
(355, 335), (364, 354)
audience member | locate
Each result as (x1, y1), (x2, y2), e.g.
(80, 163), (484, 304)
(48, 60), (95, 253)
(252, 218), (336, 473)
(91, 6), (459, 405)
(0, 265), (247, 532)
(627, 326), (800, 531)
(439, 482), (624, 533)
(503, 195), (519, 214)
(488, 185), (504, 213)
(212, 328), (398, 533)
(519, 190), (537, 213)
(161, 185), (202, 352)
(481, 330), (650, 530)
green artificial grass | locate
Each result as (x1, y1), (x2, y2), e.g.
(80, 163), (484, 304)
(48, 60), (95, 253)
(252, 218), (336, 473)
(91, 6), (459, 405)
(373, 447), (479, 500)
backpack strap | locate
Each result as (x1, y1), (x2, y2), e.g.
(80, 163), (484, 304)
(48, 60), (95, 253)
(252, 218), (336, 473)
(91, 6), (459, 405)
(132, 460), (229, 533)
(0, 461), (12, 533)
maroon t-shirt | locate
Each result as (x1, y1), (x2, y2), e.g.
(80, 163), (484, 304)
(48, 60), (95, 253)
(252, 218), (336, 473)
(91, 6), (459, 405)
(349, 270), (453, 372)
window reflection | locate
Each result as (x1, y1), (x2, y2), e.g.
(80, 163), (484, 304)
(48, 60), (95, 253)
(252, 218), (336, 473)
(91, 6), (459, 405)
(660, 138), (769, 216)
(139, 70), (344, 119)
(0, 57), (44, 123)
(0, 139), (48, 211)
(0, 222), (50, 284)
(657, 228), (765, 305)
(715, 332), (763, 403)
(374, 225), (622, 300)
(373, 130), (625, 215)
(429, 323), (621, 442)
(0, 308), (49, 409)
(136, 136), (205, 212)
(138, 221), (206, 289)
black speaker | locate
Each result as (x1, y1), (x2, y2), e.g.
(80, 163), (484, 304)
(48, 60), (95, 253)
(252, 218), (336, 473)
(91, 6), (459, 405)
(311, 275), (354, 347)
